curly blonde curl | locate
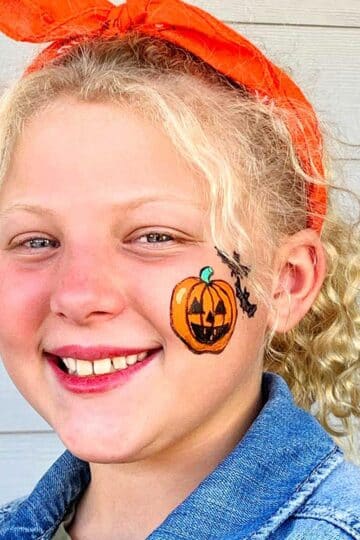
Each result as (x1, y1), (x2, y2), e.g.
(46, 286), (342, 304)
(265, 201), (360, 463)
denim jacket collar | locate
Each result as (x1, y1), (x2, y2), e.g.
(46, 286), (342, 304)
(1, 372), (344, 539)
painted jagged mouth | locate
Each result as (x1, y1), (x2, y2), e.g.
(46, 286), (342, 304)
(190, 323), (230, 344)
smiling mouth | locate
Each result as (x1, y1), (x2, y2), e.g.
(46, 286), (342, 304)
(190, 323), (230, 344)
(51, 351), (154, 377)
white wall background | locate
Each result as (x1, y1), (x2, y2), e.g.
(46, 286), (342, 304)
(0, 1), (359, 505)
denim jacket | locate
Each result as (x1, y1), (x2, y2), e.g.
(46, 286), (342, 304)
(1, 371), (360, 539)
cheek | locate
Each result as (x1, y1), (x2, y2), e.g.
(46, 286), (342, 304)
(0, 262), (50, 351)
(127, 266), (174, 336)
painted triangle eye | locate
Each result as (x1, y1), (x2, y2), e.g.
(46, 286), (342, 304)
(189, 298), (204, 314)
(215, 300), (226, 315)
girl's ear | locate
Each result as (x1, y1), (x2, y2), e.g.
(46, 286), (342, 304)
(267, 228), (327, 333)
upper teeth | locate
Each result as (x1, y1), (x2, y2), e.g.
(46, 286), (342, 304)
(61, 352), (148, 376)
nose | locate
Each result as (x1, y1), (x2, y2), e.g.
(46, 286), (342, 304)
(50, 247), (127, 326)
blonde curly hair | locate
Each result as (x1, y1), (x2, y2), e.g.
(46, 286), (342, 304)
(0, 34), (359, 462)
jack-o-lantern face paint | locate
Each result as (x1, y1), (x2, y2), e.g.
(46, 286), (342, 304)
(170, 266), (238, 354)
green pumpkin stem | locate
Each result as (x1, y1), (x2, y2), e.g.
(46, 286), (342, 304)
(200, 266), (214, 284)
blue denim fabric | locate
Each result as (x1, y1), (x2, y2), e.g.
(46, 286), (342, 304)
(1, 371), (359, 539)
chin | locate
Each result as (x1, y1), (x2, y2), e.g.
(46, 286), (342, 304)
(69, 448), (134, 464)
(61, 439), (138, 464)
(57, 428), (155, 464)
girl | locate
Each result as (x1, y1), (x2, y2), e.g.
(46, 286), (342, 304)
(0, 1), (359, 539)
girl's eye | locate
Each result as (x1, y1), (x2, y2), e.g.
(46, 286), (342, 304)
(15, 237), (60, 250)
(136, 232), (175, 245)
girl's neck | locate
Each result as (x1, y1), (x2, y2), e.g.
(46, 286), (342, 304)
(67, 372), (264, 540)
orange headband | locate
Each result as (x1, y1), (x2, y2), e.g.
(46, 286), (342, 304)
(0, 0), (327, 233)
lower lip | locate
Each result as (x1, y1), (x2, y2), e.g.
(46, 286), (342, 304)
(45, 350), (161, 394)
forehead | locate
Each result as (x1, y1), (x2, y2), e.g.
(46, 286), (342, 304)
(0, 97), (206, 210)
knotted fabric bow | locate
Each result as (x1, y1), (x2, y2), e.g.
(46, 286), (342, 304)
(0, 0), (327, 232)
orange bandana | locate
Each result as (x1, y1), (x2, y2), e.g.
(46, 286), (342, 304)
(0, 0), (327, 232)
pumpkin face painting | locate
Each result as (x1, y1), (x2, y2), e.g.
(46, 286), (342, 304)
(170, 266), (238, 354)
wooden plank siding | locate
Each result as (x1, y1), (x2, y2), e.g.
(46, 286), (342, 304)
(193, 0), (360, 27)
(0, 433), (65, 503)
(0, 1), (359, 505)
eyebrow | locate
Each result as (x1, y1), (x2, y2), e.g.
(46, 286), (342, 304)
(0, 196), (202, 220)
(0, 203), (57, 220)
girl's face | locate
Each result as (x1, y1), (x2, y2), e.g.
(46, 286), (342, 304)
(0, 97), (268, 462)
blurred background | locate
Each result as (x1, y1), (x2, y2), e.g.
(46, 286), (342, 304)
(0, 0), (359, 505)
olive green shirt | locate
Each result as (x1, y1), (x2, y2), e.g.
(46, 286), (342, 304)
(51, 504), (76, 540)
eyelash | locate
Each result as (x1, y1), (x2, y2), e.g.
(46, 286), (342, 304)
(12, 232), (176, 251)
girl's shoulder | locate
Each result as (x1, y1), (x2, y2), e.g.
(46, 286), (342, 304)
(0, 495), (27, 525)
(306, 458), (360, 508)
(268, 459), (360, 540)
